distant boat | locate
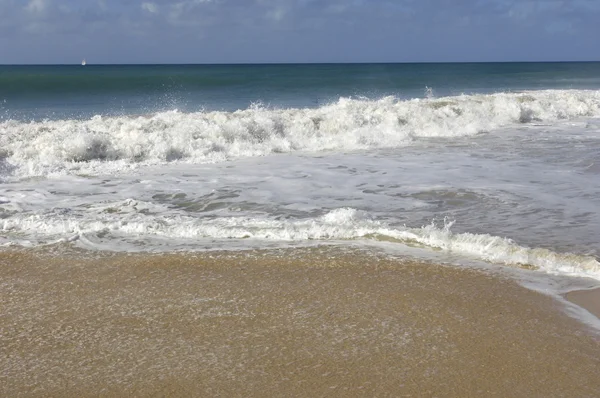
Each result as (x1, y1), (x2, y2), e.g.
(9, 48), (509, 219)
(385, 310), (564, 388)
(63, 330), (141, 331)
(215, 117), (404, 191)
(81, 59), (87, 66)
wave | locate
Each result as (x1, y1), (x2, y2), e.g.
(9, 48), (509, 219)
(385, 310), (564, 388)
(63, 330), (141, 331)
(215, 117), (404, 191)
(2, 89), (600, 179)
(3, 204), (599, 280)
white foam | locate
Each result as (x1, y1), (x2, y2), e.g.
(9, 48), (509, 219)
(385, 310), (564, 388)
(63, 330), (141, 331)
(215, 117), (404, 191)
(2, 89), (600, 179)
(3, 206), (599, 280)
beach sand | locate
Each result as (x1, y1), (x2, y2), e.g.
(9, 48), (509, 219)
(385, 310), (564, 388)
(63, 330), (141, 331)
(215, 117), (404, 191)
(1, 246), (600, 397)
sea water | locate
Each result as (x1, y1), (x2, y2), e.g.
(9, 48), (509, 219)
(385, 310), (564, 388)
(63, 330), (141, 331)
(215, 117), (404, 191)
(1, 63), (600, 281)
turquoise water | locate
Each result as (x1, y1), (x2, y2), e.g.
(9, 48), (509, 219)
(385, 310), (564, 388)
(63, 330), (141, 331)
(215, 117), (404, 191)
(2, 62), (600, 120)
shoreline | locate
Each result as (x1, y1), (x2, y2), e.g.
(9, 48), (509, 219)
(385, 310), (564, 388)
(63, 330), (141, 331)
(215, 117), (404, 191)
(2, 246), (600, 397)
(565, 287), (600, 320)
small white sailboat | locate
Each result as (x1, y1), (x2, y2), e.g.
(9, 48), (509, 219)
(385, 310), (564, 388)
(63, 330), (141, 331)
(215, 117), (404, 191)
(81, 59), (87, 66)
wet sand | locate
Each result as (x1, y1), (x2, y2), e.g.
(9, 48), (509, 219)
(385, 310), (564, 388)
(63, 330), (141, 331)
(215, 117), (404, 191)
(1, 246), (600, 397)
(566, 288), (600, 320)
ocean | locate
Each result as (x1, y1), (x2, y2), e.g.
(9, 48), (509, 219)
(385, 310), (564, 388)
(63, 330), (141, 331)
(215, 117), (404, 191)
(1, 62), (600, 279)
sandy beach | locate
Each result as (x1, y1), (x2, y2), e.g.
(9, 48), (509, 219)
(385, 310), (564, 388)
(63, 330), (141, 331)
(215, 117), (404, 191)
(1, 246), (600, 397)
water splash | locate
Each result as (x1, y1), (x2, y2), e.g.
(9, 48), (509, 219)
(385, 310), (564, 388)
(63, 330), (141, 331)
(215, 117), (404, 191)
(1, 89), (600, 180)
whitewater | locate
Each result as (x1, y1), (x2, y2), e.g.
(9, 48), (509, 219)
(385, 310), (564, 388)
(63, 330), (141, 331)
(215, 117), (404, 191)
(2, 90), (599, 179)
(2, 89), (600, 281)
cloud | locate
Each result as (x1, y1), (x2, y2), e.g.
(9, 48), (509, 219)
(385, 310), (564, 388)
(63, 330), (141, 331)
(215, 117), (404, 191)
(1, 0), (598, 63)
(25, 0), (46, 14)
(571, 0), (600, 12)
(266, 7), (286, 21)
(505, 1), (566, 20)
(141, 2), (158, 14)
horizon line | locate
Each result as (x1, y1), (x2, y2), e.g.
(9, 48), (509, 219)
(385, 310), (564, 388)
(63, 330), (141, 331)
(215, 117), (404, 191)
(2, 60), (600, 66)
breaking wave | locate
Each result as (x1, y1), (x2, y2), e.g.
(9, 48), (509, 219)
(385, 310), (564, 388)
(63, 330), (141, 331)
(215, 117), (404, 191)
(3, 204), (600, 280)
(1, 89), (600, 179)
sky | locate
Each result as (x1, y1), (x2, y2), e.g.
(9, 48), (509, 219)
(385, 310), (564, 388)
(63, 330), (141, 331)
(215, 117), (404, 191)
(0, 0), (599, 64)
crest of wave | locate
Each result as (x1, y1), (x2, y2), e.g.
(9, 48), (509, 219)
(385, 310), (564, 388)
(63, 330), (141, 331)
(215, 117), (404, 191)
(1, 89), (600, 178)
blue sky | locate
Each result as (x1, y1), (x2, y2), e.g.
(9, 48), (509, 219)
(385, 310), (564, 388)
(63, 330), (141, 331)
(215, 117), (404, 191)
(1, 0), (599, 64)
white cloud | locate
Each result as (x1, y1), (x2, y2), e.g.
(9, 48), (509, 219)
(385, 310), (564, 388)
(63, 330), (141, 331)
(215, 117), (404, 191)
(142, 2), (158, 14)
(508, 2), (535, 20)
(266, 7), (286, 21)
(25, 0), (46, 14)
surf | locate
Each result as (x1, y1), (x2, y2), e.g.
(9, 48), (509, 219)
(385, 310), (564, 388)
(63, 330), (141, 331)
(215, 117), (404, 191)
(1, 89), (600, 180)
(3, 205), (600, 280)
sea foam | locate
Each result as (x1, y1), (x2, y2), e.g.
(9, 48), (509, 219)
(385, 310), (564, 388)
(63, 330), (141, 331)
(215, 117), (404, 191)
(1, 90), (600, 179)
(3, 205), (600, 280)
